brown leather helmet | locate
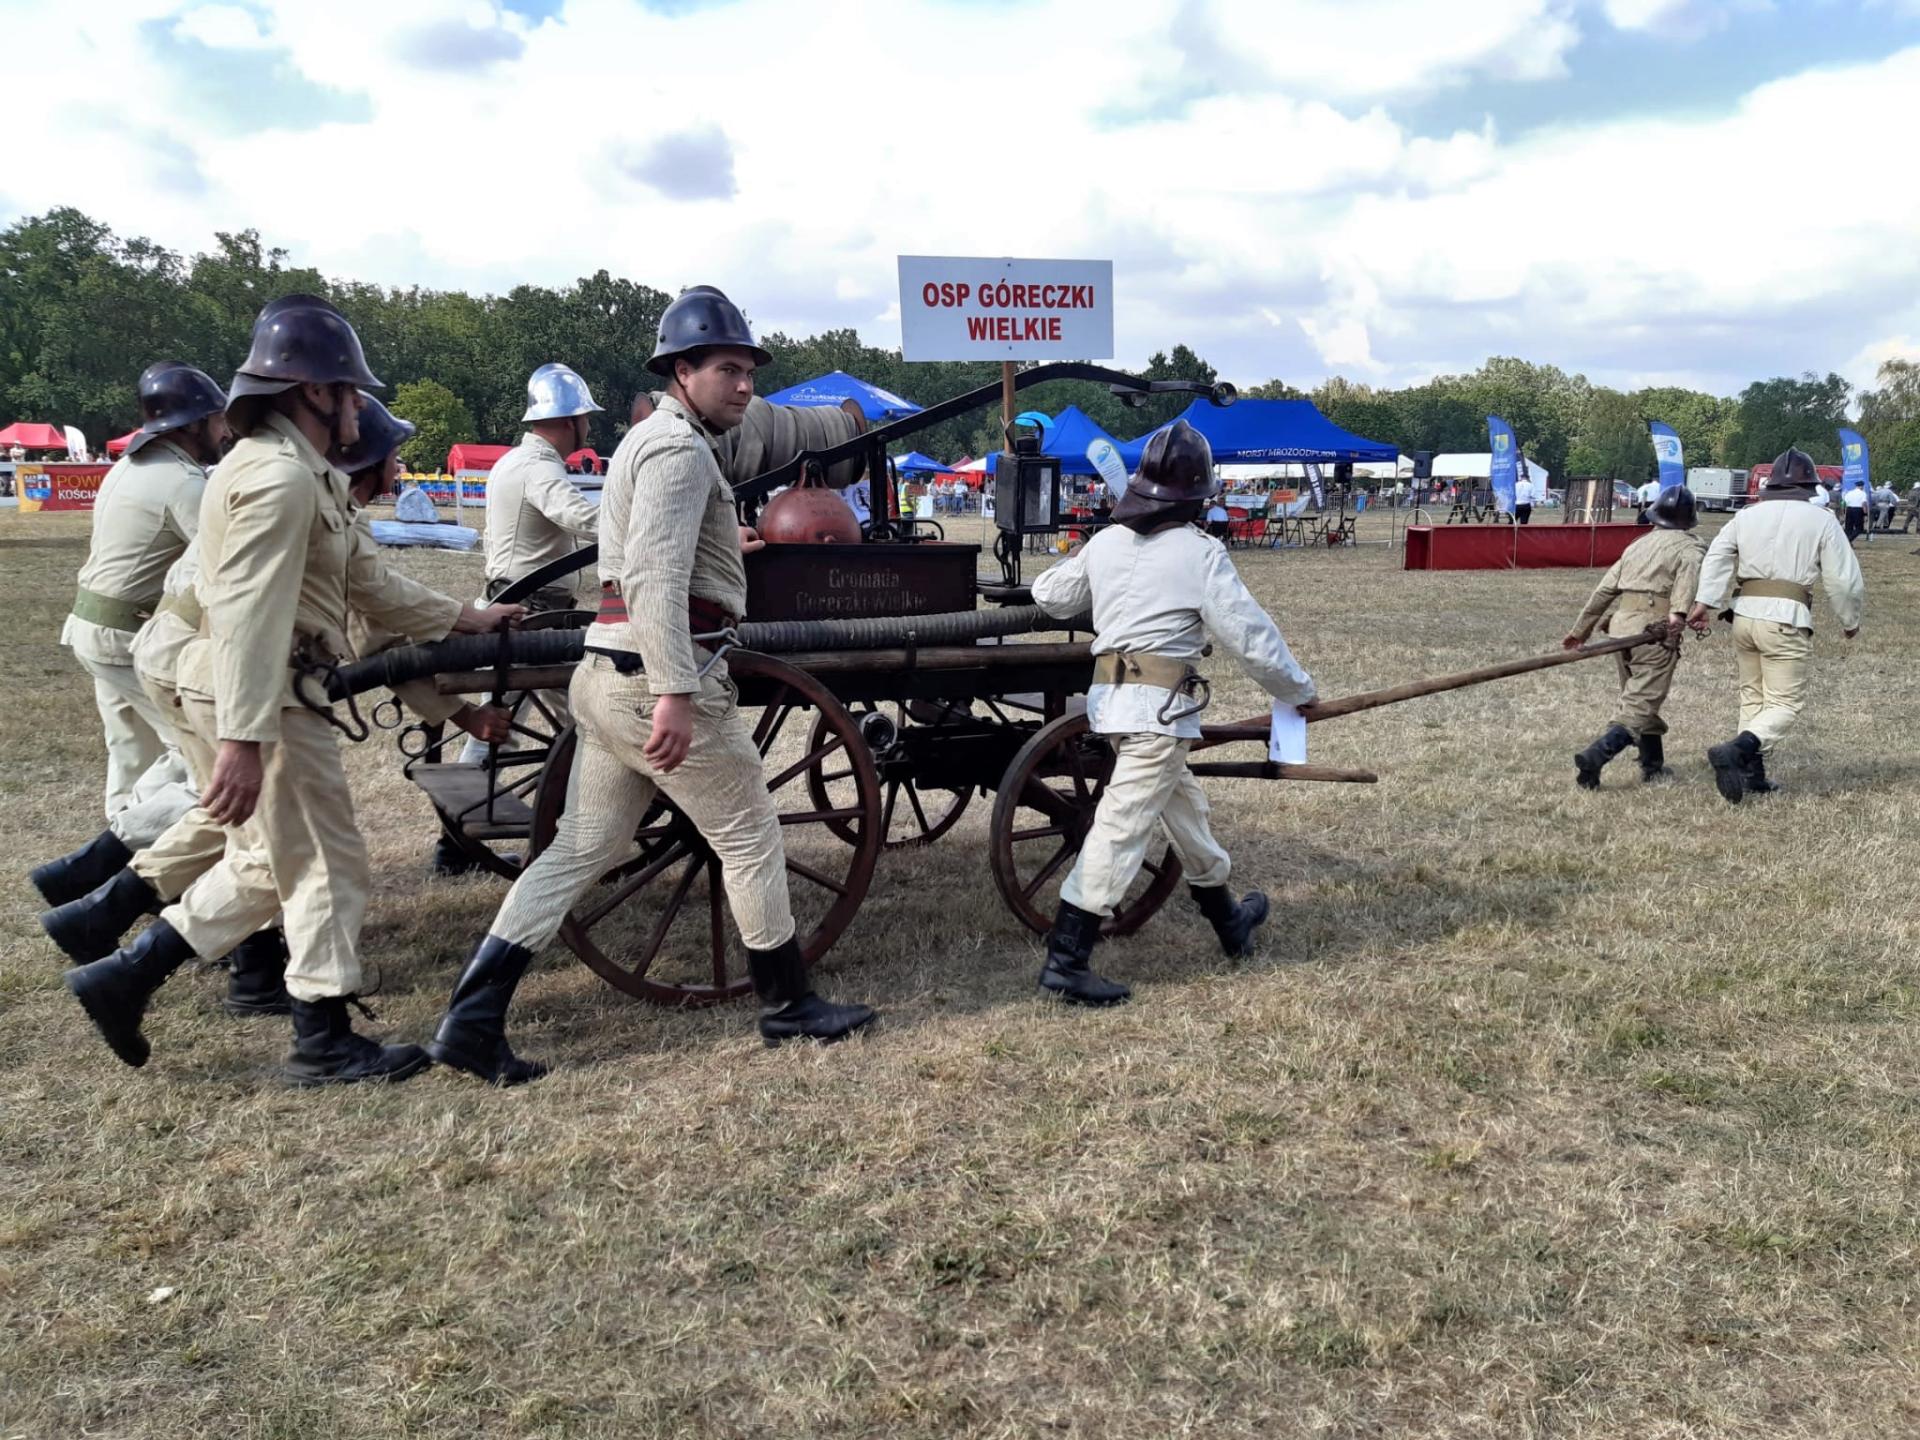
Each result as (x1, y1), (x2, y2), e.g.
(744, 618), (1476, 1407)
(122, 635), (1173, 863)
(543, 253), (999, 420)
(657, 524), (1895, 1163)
(1128, 418), (1219, 502)
(1766, 448), (1819, 490)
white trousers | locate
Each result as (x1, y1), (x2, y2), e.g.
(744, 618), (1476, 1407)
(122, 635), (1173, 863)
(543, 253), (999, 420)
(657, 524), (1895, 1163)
(75, 651), (176, 826)
(489, 657), (794, 954)
(1061, 732), (1232, 917)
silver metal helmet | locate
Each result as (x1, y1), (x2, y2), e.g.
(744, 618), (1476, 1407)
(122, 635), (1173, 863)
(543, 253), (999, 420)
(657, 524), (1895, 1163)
(520, 363), (603, 423)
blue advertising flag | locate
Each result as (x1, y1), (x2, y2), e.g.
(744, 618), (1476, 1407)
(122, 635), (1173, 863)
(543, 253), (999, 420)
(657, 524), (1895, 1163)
(1837, 428), (1870, 492)
(1648, 421), (1685, 490)
(1486, 416), (1517, 514)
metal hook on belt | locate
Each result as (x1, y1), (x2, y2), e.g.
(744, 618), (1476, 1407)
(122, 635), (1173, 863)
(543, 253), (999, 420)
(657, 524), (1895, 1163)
(1156, 671), (1213, 726)
(290, 646), (371, 743)
(692, 627), (738, 680)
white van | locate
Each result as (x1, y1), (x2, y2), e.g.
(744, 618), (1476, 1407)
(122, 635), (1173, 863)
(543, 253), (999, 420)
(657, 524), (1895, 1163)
(1687, 467), (1748, 511)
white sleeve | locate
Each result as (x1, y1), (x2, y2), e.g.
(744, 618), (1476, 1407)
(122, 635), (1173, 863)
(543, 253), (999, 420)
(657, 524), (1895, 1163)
(1817, 515), (1866, 632)
(1200, 545), (1315, 706)
(1029, 551), (1092, 620)
(1696, 521), (1739, 609)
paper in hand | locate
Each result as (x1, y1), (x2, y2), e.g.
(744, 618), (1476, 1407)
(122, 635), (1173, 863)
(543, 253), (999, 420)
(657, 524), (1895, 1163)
(1268, 701), (1307, 765)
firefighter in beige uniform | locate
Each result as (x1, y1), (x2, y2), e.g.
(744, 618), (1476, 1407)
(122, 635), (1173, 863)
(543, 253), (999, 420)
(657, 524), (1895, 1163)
(44, 396), (513, 1010)
(1688, 447), (1865, 803)
(1028, 420), (1314, 1005)
(1563, 485), (1705, 788)
(482, 363), (602, 609)
(29, 363), (229, 911)
(425, 287), (876, 1086)
(63, 295), (514, 1084)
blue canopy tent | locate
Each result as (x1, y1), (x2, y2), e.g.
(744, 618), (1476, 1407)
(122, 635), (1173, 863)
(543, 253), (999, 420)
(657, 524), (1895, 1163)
(761, 370), (922, 423)
(889, 451), (950, 475)
(1117, 399), (1398, 469)
(986, 405), (1127, 476)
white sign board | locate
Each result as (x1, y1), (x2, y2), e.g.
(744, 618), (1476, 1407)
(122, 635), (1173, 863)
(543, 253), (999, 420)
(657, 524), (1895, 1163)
(898, 255), (1113, 362)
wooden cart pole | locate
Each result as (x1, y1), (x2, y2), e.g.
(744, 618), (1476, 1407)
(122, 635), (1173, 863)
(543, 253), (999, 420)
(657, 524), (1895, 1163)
(1197, 625), (1670, 743)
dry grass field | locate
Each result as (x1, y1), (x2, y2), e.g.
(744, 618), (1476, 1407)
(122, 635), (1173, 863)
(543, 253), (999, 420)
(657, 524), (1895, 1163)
(2, 506), (1916, 1439)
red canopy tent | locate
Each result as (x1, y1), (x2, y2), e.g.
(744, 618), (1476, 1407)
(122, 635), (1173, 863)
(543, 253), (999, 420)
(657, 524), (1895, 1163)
(0, 422), (72, 451)
(444, 443), (603, 475)
(106, 429), (141, 457)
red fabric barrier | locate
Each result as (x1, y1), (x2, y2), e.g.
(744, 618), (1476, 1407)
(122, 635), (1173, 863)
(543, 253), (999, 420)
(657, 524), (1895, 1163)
(1403, 524), (1644, 571)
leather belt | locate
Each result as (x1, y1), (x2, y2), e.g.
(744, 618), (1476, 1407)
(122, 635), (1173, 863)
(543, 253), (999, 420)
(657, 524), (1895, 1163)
(1091, 650), (1198, 691)
(597, 581), (739, 633)
(70, 587), (153, 632)
(1735, 578), (1813, 607)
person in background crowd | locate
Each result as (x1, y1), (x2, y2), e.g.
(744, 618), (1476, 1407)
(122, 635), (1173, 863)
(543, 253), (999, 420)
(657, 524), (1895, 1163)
(1026, 419), (1313, 1006)
(1871, 482), (1898, 531)
(1840, 479), (1869, 544)
(1513, 471), (1534, 524)
(1809, 478), (1832, 509)
(425, 286), (876, 1086)
(31, 363), (229, 912)
(1634, 477), (1660, 524)
(1204, 498), (1231, 539)
(1688, 448), (1865, 803)
(1563, 486), (1704, 788)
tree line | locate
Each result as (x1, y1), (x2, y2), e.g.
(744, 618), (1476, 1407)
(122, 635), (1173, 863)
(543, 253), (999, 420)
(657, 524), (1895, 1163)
(4, 208), (1916, 485)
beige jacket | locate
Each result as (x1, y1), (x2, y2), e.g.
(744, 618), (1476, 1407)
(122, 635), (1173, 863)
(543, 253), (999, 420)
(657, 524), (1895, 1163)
(483, 432), (598, 585)
(1570, 527), (1706, 641)
(586, 394), (746, 695)
(1697, 496), (1865, 632)
(131, 540), (203, 690)
(345, 512), (467, 725)
(62, 440), (205, 666)
(179, 413), (459, 742)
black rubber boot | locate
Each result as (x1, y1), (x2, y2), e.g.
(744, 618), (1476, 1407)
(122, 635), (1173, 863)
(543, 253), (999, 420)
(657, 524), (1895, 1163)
(223, 929), (293, 1017)
(40, 867), (161, 965)
(426, 936), (548, 1085)
(1037, 902), (1130, 1006)
(748, 937), (876, 1046)
(63, 918), (197, 1068)
(1574, 724), (1635, 790)
(1743, 748), (1780, 795)
(430, 834), (482, 877)
(30, 829), (134, 908)
(1638, 733), (1671, 783)
(1707, 731), (1761, 804)
(280, 997), (432, 1088)
(1190, 884), (1270, 959)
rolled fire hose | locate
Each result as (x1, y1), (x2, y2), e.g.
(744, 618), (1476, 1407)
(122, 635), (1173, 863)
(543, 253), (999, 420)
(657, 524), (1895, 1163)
(326, 604), (1082, 701)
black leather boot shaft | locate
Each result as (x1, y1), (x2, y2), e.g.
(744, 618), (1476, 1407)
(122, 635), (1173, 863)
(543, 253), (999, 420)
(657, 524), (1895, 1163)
(431, 834), (483, 876)
(1190, 885), (1270, 958)
(427, 936), (548, 1085)
(1708, 731), (1761, 804)
(749, 937), (876, 1045)
(1638, 733), (1669, 781)
(1743, 748), (1779, 794)
(63, 918), (197, 1069)
(41, 866), (161, 965)
(30, 829), (135, 908)
(1038, 902), (1130, 1006)
(1574, 724), (1635, 790)
(281, 997), (431, 1087)
(223, 929), (293, 1016)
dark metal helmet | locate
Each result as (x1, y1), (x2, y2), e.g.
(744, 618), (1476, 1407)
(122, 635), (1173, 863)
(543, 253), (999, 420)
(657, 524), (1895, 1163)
(1766, 448), (1819, 490)
(646, 285), (772, 376)
(1127, 418), (1219, 503)
(1649, 484), (1697, 531)
(331, 391), (415, 476)
(125, 361), (227, 458)
(227, 293), (381, 403)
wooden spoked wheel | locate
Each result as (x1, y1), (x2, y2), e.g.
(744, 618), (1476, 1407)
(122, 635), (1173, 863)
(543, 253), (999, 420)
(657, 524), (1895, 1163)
(989, 712), (1183, 938)
(529, 651), (883, 1007)
(803, 701), (974, 850)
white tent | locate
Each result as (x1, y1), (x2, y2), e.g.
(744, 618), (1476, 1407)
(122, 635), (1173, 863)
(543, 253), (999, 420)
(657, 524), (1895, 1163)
(1430, 453), (1551, 486)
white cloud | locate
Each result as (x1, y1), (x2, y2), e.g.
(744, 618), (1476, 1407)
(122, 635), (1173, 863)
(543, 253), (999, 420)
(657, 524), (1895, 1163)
(1, 0), (1914, 399)
(1602, 0), (1771, 39)
(172, 3), (274, 49)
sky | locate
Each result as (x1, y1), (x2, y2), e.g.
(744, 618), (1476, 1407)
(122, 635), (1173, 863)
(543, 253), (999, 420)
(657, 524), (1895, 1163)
(3, 0), (1918, 399)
